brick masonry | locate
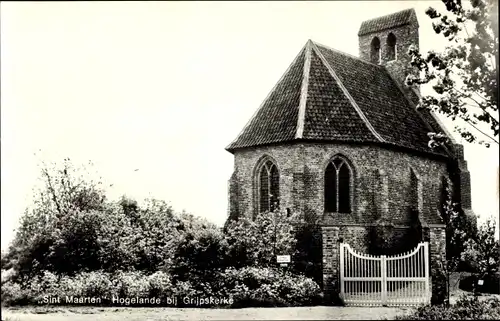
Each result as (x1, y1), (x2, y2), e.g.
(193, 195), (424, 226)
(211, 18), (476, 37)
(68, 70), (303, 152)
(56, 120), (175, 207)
(451, 144), (472, 209)
(321, 226), (340, 304)
(229, 142), (448, 225)
(429, 226), (447, 304)
(358, 10), (420, 96)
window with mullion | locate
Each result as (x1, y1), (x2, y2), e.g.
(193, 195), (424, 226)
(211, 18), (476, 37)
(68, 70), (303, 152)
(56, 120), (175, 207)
(270, 164), (279, 211)
(325, 158), (351, 213)
(259, 166), (270, 212)
(259, 160), (279, 213)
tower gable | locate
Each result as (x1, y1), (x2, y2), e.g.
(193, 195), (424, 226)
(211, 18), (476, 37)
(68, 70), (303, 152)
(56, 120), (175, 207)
(358, 8), (419, 90)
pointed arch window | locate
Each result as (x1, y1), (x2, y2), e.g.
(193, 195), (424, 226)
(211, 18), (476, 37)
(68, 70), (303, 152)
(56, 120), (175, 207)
(371, 37), (381, 64)
(258, 160), (279, 213)
(325, 157), (352, 213)
(387, 33), (397, 61)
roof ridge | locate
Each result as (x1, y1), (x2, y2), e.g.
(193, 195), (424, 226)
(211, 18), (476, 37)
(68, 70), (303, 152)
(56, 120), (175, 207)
(295, 40), (313, 139)
(311, 40), (383, 68)
(310, 41), (385, 143)
(362, 8), (413, 24)
(358, 8), (417, 36)
(225, 43), (307, 151)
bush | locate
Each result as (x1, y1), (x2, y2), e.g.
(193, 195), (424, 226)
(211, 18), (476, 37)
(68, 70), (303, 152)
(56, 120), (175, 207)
(1, 159), (326, 308)
(461, 219), (499, 278)
(292, 223), (323, 287)
(459, 273), (500, 294)
(368, 221), (422, 256)
(395, 295), (500, 320)
(221, 267), (322, 307)
(1, 279), (27, 306)
(171, 224), (228, 285)
(114, 271), (150, 298)
(2, 266), (323, 308)
(223, 209), (303, 269)
(147, 271), (174, 299)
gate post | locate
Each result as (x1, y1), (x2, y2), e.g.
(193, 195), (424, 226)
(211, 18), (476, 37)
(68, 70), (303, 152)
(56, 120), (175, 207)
(381, 255), (387, 306)
(429, 226), (447, 305)
(321, 226), (340, 305)
(424, 242), (430, 304)
(339, 243), (345, 300)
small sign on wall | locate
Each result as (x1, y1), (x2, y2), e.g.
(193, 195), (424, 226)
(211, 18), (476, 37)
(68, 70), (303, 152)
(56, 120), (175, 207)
(276, 255), (291, 263)
(478, 280), (484, 285)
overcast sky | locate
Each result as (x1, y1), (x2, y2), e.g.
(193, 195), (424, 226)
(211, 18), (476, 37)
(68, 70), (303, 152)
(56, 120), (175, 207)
(1, 1), (498, 250)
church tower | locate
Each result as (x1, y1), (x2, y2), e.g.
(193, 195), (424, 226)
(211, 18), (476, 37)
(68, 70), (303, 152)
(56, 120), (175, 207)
(358, 8), (420, 94)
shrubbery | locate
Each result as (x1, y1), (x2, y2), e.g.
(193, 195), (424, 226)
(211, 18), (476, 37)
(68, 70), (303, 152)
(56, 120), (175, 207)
(221, 267), (322, 307)
(395, 295), (500, 320)
(1, 159), (322, 308)
(1, 268), (321, 308)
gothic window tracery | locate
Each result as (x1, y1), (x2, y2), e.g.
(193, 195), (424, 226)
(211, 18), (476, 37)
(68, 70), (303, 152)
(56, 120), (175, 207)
(325, 156), (352, 213)
(258, 160), (279, 213)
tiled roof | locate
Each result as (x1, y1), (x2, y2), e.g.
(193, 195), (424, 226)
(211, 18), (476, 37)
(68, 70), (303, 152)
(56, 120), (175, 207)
(226, 40), (448, 157)
(302, 50), (376, 142)
(315, 43), (443, 155)
(358, 8), (416, 36)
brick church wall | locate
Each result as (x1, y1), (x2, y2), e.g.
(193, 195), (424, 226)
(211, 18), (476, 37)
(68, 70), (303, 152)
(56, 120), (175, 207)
(229, 141), (449, 305)
(231, 144), (302, 219)
(230, 142), (448, 226)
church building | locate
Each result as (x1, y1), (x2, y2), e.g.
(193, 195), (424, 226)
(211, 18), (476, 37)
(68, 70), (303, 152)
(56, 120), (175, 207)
(225, 8), (472, 304)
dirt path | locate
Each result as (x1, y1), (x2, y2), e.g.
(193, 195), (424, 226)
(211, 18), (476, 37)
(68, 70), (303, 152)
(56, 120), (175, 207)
(2, 306), (411, 321)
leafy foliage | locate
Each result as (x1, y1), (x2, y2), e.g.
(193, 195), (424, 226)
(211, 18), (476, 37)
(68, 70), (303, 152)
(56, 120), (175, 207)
(461, 219), (500, 278)
(223, 209), (304, 268)
(221, 266), (322, 307)
(1, 159), (108, 281)
(1, 159), (323, 308)
(439, 177), (478, 272)
(396, 295), (500, 320)
(406, 0), (498, 147)
(171, 222), (227, 284)
(435, 177), (479, 305)
(1, 268), (322, 308)
(292, 222), (323, 286)
(368, 220), (423, 257)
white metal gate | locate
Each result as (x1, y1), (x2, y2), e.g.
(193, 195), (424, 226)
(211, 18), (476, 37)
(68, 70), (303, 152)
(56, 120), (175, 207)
(339, 242), (430, 306)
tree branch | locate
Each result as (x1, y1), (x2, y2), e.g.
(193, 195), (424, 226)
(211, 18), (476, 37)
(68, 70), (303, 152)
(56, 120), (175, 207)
(463, 119), (499, 144)
(448, 86), (498, 123)
(41, 163), (63, 217)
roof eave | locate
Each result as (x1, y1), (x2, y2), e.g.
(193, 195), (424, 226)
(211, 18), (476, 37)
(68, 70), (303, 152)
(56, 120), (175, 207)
(226, 138), (449, 160)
